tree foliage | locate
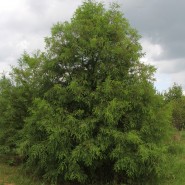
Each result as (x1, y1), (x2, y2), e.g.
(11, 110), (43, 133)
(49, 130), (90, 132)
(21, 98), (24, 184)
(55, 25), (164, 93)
(164, 83), (183, 102)
(164, 83), (185, 130)
(0, 1), (174, 184)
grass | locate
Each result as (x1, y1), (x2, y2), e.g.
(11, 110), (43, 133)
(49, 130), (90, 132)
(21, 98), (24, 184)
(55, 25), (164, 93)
(0, 160), (44, 185)
(162, 131), (185, 185)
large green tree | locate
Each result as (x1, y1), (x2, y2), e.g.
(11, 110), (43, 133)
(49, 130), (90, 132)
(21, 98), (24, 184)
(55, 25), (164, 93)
(0, 1), (174, 184)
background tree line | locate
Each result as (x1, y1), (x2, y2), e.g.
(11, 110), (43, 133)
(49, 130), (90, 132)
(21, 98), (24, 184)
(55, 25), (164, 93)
(0, 1), (183, 185)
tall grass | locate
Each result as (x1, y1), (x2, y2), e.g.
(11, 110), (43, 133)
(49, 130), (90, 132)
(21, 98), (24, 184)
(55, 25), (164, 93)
(162, 131), (185, 185)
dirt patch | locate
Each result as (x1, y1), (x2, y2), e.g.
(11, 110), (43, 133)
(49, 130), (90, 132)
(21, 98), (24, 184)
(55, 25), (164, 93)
(0, 179), (15, 185)
(173, 132), (181, 141)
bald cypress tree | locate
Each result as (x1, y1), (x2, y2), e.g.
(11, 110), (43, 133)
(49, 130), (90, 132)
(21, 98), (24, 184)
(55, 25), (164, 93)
(16, 1), (173, 184)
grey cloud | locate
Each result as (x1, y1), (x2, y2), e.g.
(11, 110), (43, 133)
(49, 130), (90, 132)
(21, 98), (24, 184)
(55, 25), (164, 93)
(118, 0), (185, 60)
(111, 0), (185, 90)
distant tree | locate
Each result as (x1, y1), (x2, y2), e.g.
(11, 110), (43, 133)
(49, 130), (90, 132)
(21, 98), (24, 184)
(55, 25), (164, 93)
(172, 96), (185, 130)
(0, 52), (43, 156)
(164, 83), (185, 130)
(0, 76), (16, 155)
(164, 83), (183, 102)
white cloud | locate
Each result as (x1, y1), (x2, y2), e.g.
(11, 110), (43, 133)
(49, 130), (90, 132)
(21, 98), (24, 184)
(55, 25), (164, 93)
(0, 0), (85, 74)
(140, 38), (185, 91)
(16, 40), (30, 52)
(141, 38), (163, 61)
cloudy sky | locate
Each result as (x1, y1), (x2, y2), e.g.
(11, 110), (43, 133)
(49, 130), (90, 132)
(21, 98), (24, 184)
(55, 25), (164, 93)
(0, 0), (184, 92)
